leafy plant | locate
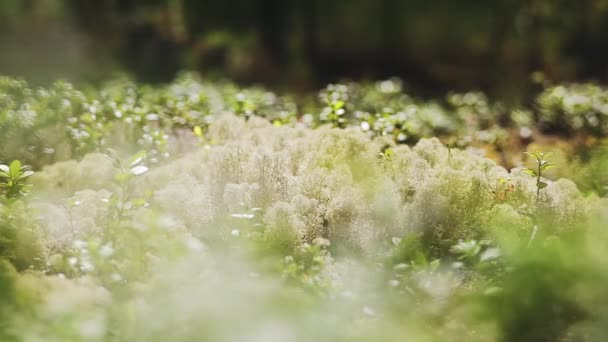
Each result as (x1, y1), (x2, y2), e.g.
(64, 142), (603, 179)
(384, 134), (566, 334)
(319, 84), (350, 128)
(0, 160), (34, 199)
(523, 151), (556, 202)
(451, 239), (483, 260)
(104, 149), (149, 220)
(280, 239), (331, 292)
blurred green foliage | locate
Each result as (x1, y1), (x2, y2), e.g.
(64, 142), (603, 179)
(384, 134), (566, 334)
(3, 73), (608, 200)
(0, 71), (608, 340)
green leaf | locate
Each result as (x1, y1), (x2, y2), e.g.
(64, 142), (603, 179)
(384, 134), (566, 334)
(128, 150), (146, 167)
(129, 156), (144, 168)
(9, 160), (21, 178)
(524, 151), (539, 160)
(104, 149), (122, 169)
(522, 168), (537, 176)
(537, 181), (548, 189)
(413, 251), (428, 266)
(130, 165), (149, 176)
(18, 170), (34, 179)
(332, 100), (345, 110)
(541, 163), (556, 171)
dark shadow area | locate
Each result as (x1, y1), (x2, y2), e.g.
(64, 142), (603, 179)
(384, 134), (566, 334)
(1, 0), (608, 101)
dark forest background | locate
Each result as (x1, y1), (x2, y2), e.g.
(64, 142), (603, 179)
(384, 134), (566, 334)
(1, 0), (608, 102)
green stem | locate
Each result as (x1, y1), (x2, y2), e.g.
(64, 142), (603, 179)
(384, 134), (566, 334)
(536, 161), (541, 203)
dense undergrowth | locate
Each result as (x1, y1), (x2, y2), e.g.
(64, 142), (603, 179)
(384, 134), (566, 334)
(1, 74), (608, 341)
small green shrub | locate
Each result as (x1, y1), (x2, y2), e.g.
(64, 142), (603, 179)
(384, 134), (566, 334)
(0, 160), (33, 199)
(523, 151), (556, 203)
